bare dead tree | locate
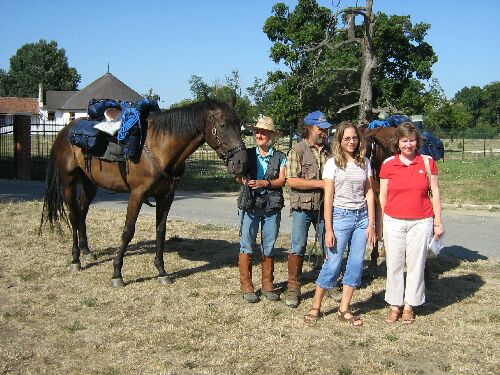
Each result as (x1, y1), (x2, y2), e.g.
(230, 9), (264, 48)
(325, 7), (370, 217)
(302, 0), (384, 122)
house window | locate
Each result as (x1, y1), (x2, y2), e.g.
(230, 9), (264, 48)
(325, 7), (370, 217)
(69, 112), (75, 121)
(0, 115), (6, 126)
(48, 112), (55, 121)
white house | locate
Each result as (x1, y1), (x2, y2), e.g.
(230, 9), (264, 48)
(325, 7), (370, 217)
(38, 72), (143, 125)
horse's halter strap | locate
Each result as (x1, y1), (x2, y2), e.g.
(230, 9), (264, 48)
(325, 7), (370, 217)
(205, 110), (245, 164)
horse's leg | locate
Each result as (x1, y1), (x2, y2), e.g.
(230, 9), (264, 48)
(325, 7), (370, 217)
(78, 177), (97, 262)
(62, 176), (82, 271)
(154, 188), (177, 285)
(370, 183), (383, 267)
(111, 191), (144, 287)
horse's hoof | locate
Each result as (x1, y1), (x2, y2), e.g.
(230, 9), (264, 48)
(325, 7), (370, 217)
(111, 278), (125, 288)
(158, 276), (173, 285)
(68, 263), (81, 272)
(82, 253), (97, 262)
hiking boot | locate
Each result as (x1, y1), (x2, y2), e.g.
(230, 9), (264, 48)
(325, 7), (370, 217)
(285, 290), (300, 308)
(285, 254), (303, 308)
(239, 253), (259, 303)
(261, 256), (280, 301)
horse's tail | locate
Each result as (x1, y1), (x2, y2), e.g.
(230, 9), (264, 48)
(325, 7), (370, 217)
(39, 144), (69, 234)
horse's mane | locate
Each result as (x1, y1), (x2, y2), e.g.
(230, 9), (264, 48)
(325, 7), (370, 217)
(148, 99), (231, 138)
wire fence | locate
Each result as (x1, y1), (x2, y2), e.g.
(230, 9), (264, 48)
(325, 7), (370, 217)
(1, 118), (498, 188)
(431, 129), (500, 160)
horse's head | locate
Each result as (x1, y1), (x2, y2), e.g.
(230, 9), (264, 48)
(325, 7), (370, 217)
(203, 99), (248, 175)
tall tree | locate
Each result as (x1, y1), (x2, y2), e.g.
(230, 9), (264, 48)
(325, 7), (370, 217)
(453, 86), (484, 127)
(263, 0), (437, 126)
(0, 39), (80, 97)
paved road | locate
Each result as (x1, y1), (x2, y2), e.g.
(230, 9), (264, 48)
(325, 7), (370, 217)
(1, 179), (499, 260)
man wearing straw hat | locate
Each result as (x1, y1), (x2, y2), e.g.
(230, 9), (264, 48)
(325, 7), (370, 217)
(285, 110), (332, 308)
(235, 115), (287, 303)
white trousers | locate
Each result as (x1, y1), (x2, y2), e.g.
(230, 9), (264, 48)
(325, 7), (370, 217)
(383, 214), (433, 306)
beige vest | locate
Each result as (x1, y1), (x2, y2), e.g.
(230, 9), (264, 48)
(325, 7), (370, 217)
(289, 140), (330, 211)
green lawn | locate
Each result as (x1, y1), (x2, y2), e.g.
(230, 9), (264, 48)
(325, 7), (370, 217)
(437, 157), (499, 205)
(180, 157), (500, 206)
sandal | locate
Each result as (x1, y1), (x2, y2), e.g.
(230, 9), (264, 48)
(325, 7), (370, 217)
(303, 308), (321, 322)
(402, 308), (415, 324)
(386, 307), (401, 324)
(338, 310), (363, 327)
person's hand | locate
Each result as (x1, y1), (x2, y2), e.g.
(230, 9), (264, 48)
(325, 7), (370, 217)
(366, 226), (376, 248)
(434, 223), (444, 239)
(248, 179), (269, 189)
(325, 229), (335, 249)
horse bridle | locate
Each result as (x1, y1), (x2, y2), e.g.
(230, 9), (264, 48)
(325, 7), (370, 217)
(205, 109), (245, 165)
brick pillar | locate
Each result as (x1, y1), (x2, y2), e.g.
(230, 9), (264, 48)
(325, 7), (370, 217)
(13, 115), (31, 180)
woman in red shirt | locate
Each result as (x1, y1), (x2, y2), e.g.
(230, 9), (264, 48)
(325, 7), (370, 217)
(379, 122), (444, 324)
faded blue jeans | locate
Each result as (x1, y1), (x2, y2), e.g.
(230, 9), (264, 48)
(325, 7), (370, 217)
(315, 206), (368, 289)
(290, 209), (326, 256)
(239, 209), (281, 257)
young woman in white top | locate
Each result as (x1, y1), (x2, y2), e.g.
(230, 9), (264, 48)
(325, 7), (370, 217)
(304, 121), (376, 326)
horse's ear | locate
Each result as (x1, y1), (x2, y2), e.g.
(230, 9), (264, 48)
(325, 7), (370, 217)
(228, 93), (236, 109)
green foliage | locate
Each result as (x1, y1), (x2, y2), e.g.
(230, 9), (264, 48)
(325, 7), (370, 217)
(453, 85), (485, 126)
(173, 71), (255, 126)
(142, 88), (160, 102)
(262, 0), (437, 126)
(0, 39), (80, 97)
(372, 13), (437, 113)
(427, 81), (500, 135)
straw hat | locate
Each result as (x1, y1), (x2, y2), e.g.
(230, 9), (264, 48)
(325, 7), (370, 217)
(247, 115), (281, 135)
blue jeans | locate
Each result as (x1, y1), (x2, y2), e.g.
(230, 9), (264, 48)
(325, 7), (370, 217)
(239, 209), (281, 257)
(290, 209), (325, 256)
(315, 207), (368, 289)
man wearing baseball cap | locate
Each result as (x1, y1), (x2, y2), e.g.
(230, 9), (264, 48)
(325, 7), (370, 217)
(284, 110), (332, 308)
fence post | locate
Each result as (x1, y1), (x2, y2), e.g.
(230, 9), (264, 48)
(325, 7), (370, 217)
(462, 134), (465, 160)
(483, 130), (486, 158)
(13, 115), (31, 180)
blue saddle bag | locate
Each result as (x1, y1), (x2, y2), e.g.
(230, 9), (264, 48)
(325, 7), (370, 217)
(68, 119), (108, 156)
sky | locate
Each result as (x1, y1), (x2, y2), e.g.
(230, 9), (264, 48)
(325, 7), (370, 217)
(1, 0), (498, 108)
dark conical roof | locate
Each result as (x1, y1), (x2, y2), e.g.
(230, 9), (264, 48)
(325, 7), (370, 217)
(61, 73), (142, 110)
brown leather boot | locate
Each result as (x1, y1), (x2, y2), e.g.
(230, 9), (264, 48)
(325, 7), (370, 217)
(285, 254), (304, 308)
(239, 253), (259, 303)
(261, 256), (279, 301)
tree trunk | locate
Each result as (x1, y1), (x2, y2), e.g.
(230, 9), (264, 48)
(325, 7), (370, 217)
(358, 0), (376, 122)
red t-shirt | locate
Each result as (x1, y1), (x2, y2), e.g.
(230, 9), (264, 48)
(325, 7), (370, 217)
(379, 153), (438, 219)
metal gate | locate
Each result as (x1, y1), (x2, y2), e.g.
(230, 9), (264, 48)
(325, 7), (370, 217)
(0, 116), (62, 181)
(0, 119), (15, 179)
(30, 118), (62, 180)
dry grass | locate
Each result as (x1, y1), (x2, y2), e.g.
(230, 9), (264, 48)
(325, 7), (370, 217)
(0, 200), (499, 375)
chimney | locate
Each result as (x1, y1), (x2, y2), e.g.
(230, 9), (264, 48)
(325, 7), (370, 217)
(38, 83), (44, 107)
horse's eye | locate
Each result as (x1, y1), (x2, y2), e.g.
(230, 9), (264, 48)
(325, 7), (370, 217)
(220, 121), (226, 128)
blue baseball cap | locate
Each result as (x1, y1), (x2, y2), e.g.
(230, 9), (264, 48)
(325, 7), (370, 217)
(304, 111), (332, 129)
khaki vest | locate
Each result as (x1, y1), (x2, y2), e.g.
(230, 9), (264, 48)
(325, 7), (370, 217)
(289, 140), (330, 211)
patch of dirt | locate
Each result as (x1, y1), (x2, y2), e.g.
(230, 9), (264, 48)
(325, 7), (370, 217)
(0, 200), (498, 374)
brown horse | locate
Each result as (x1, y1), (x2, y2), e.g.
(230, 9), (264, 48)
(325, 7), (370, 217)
(362, 127), (395, 265)
(40, 98), (248, 287)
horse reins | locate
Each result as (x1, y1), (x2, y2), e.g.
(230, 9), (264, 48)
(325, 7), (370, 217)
(142, 143), (182, 185)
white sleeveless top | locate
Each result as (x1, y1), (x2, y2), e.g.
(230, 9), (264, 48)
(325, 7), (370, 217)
(322, 157), (372, 209)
